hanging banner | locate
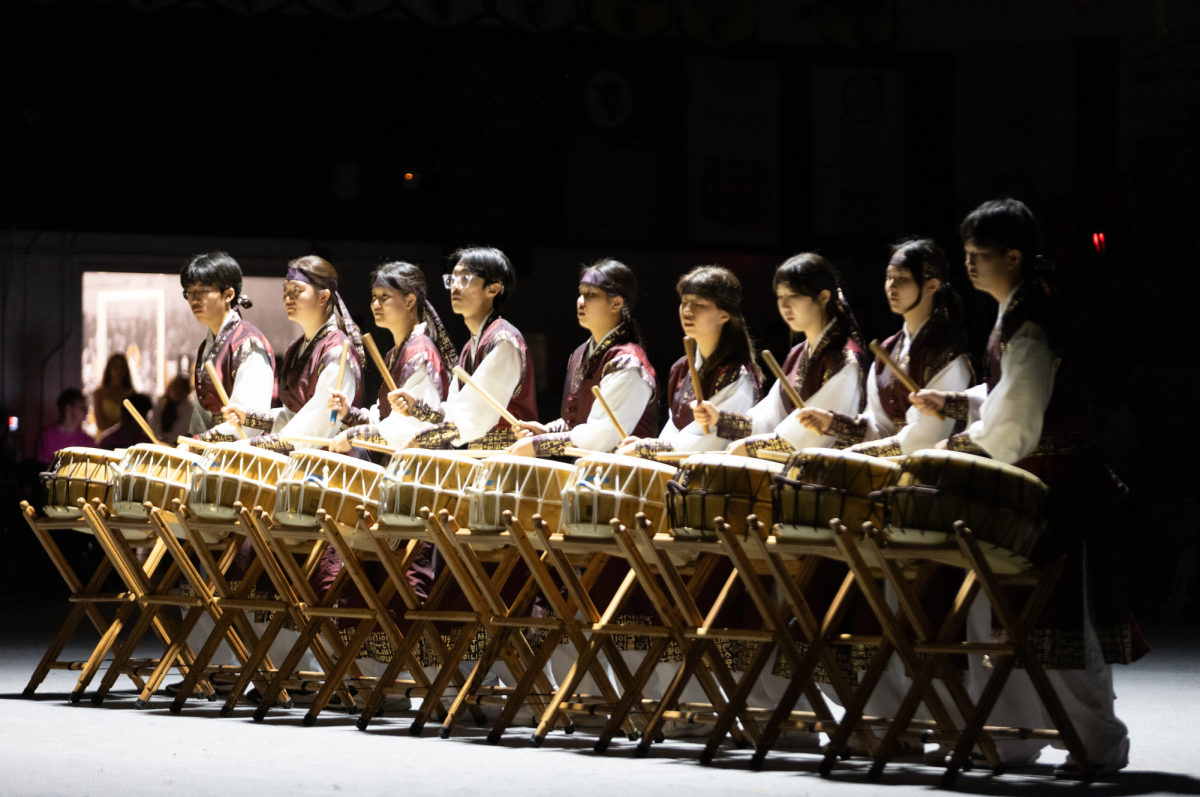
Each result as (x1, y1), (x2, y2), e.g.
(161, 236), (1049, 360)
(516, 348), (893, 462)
(399, 0), (485, 26)
(680, 0), (759, 49)
(494, 0), (579, 32)
(687, 57), (779, 245)
(812, 65), (904, 237)
(819, 0), (894, 50)
(588, 0), (670, 41)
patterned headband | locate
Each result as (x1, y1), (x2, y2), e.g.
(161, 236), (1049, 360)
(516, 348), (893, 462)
(580, 268), (627, 300)
(285, 266), (338, 295)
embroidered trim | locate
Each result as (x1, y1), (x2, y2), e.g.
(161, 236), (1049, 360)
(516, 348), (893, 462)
(468, 426), (519, 450)
(742, 433), (794, 457)
(847, 436), (903, 458)
(602, 352), (657, 394)
(243, 410), (274, 431)
(345, 425), (388, 446)
(343, 406), (371, 428)
(946, 432), (988, 456)
(634, 439), (675, 459)
(828, 411), (867, 448)
(408, 399), (444, 424)
(398, 352), (430, 390)
(250, 434), (295, 455)
(716, 411), (752, 441)
(412, 422), (459, 449)
(193, 429), (238, 444)
(532, 432), (572, 457)
(942, 392), (970, 423)
(545, 418), (568, 434)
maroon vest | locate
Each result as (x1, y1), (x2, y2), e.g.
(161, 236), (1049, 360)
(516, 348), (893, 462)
(460, 315), (538, 428)
(666, 355), (759, 431)
(379, 330), (450, 421)
(778, 318), (866, 413)
(194, 316), (275, 418)
(277, 323), (364, 412)
(560, 327), (659, 439)
(875, 316), (966, 424)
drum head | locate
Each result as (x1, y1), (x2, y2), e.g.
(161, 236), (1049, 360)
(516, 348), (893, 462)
(668, 453), (781, 542)
(773, 449), (898, 543)
(379, 448), (478, 529)
(561, 453), (679, 540)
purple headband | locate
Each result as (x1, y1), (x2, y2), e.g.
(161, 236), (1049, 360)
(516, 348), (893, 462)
(580, 268), (626, 299)
(286, 266), (338, 295)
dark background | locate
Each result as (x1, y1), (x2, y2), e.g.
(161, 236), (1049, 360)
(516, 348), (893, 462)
(3, 0), (1199, 623)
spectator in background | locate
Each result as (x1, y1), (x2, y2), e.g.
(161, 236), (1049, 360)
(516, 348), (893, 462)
(97, 393), (153, 450)
(93, 353), (133, 433)
(35, 389), (94, 464)
(157, 375), (195, 442)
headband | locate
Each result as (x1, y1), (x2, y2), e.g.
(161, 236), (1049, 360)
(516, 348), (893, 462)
(580, 268), (627, 300)
(373, 272), (458, 369)
(285, 266), (338, 295)
(284, 265), (363, 370)
(679, 277), (742, 314)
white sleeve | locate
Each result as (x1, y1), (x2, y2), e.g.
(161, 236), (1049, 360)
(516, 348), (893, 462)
(966, 322), (1055, 464)
(275, 346), (359, 450)
(858, 362), (896, 443)
(748, 379), (789, 435)
(774, 360), (861, 451)
(444, 340), (522, 444)
(373, 359), (446, 445)
(665, 370), (758, 453)
(896, 353), (973, 454)
(570, 370), (654, 452)
(204, 346), (274, 439)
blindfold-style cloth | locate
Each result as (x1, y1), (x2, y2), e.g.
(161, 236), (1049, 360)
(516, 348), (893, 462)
(285, 266), (364, 369)
(580, 268), (627, 300)
(373, 273), (459, 373)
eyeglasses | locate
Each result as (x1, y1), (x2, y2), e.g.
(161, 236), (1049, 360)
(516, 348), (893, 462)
(443, 273), (477, 291)
(182, 287), (219, 301)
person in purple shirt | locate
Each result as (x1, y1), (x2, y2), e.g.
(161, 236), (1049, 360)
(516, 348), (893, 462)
(35, 388), (95, 464)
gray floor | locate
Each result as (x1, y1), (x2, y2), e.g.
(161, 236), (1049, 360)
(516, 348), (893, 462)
(1, 598), (1198, 797)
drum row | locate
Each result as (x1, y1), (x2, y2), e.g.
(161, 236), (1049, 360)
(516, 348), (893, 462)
(26, 441), (1085, 786)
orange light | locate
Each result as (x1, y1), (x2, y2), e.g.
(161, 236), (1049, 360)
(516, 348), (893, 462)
(404, 173), (414, 181)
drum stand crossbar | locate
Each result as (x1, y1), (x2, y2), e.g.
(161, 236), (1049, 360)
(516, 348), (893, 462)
(817, 520), (1092, 785)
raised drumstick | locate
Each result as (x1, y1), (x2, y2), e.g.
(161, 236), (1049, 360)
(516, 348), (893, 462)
(329, 345), (350, 425)
(869, 339), (944, 420)
(452, 366), (522, 428)
(761, 350), (805, 410)
(363, 333), (400, 393)
(122, 398), (161, 446)
(590, 385), (628, 441)
(682, 336), (710, 434)
(204, 361), (248, 439)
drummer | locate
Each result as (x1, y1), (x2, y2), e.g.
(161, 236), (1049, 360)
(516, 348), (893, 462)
(910, 198), (1137, 775)
(507, 259), (657, 457)
(380, 247), (538, 450)
(326, 261), (457, 453)
(180, 251), (274, 444)
(615, 265), (761, 457)
(695, 253), (866, 457)
(794, 239), (973, 455)
(198, 255), (365, 452)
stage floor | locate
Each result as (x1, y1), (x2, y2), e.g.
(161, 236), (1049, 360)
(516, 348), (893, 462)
(1, 598), (1197, 797)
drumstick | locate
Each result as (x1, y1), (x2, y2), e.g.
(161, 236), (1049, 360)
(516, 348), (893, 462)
(330, 346), (350, 425)
(122, 399), (161, 446)
(363, 333), (399, 393)
(204, 361), (248, 439)
(761, 350), (805, 410)
(590, 385), (628, 441)
(452, 366), (522, 427)
(682, 336), (709, 434)
(280, 434), (335, 447)
(756, 450), (790, 464)
(869, 339), (944, 420)
(177, 436), (215, 450)
(352, 439), (396, 455)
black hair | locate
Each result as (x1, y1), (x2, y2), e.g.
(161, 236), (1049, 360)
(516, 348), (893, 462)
(159, 376), (191, 435)
(579, 258), (647, 351)
(888, 238), (966, 340)
(372, 261), (429, 323)
(181, 251), (253, 310)
(676, 265), (760, 384)
(960, 197), (1058, 296)
(56, 387), (85, 419)
(448, 247), (516, 314)
(772, 252), (866, 350)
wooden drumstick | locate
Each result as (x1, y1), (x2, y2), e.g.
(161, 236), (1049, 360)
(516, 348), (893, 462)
(352, 439), (396, 455)
(363, 333), (399, 393)
(329, 345), (350, 425)
(868, 339), (944, 420)
(122, 398), (161, 446)
(280, 434), (335, 447)
(177, 436), (214, 450)
(204, 361), (248, 439)
(761, 350), (806, 410)
(682, 336), (709, 434)
(452, 366), (522, 428)
(590, 385), (628, 441)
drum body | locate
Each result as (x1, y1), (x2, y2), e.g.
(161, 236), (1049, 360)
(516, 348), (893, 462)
(667, 453), (781, 542)
(466, 455), (575, 534)
(772, 449), (900, 542)
(884, 449), (1048, 573)
(378, 449), (478, 530)
(189, 443), (290, 520)
(42, 447), (120, 518)
(561, 453), (679, 541)
(275, 450), (385, 536)
(111, 444), (206, 519)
